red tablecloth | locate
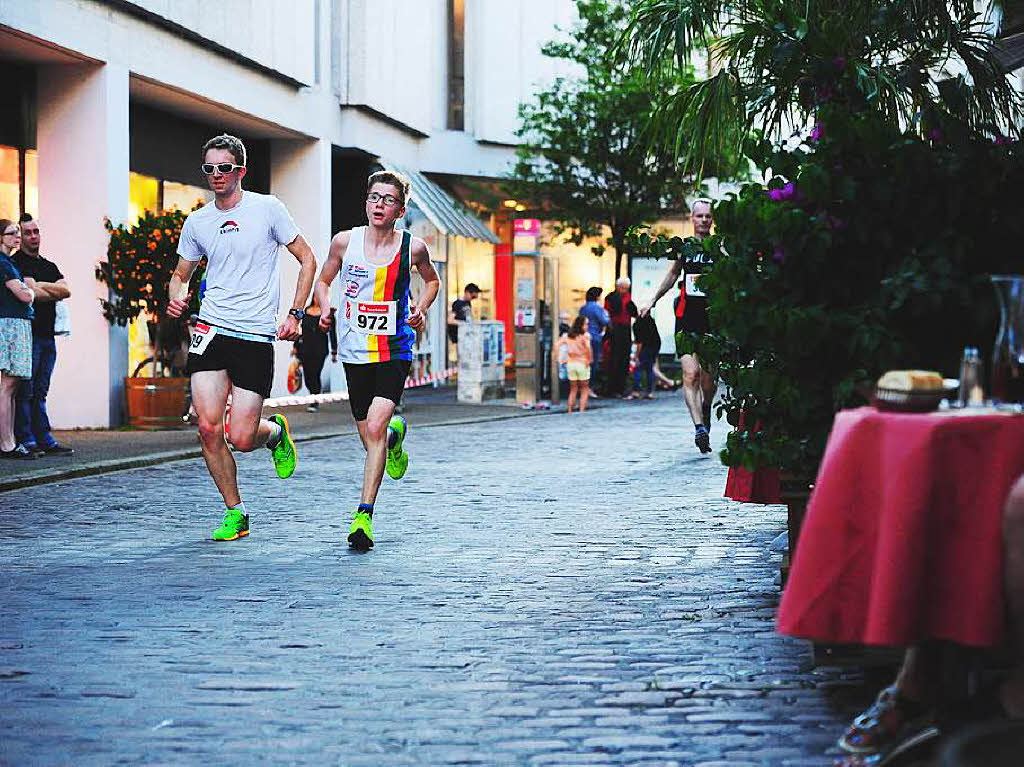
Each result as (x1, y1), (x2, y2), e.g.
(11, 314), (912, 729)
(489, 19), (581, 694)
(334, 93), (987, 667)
(777, 406), (1024, 648)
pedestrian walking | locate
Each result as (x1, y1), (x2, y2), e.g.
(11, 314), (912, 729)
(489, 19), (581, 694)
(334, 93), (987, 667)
(626, 312), (660, 400)
(639, 199), (718, 453)
(447, 282), (479, 344)
(0, 219), (36, 460)
(299, 302), (337, 412)
(578, 286), (608, 398)
(167, 133), (317, 541)
(12, 215), (74, 456)
(604, 277), (637, 397)
(558, 315), (593, 413)
(312, 170), (441, 551)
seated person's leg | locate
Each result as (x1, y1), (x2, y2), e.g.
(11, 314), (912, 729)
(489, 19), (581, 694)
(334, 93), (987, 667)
(999, 476), (1024, 718)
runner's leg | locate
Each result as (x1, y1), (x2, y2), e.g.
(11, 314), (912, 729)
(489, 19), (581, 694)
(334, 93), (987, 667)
(192, 369), (239, 507)
(700, 368), (717, 427)
(356, 396), (397, 505)
(680, 353), (705, 426)
(224, 386), (269, 452)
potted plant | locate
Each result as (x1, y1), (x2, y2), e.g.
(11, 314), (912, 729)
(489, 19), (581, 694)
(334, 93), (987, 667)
(97, 209), (203, 428)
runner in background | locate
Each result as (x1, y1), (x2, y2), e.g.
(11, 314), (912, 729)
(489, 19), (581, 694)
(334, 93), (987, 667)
(168, 133), (316, 540)
(639, 199), (717, 454)
(312, 171), (440, 551)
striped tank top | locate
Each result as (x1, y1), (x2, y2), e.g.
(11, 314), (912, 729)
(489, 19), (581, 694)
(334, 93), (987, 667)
(338, 226), (415, 364)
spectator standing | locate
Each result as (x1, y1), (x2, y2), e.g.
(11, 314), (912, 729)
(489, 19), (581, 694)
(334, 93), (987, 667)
(604, 277), (637, 397)
(447, 282), (480, 344)
(299, 302), (338, 412)
(12, 216), (73, 456)
(558, 316), (593, 413)
(0, 219), (36, 460)
(627, 312), (661, 400)
(578, 286), (609, 398)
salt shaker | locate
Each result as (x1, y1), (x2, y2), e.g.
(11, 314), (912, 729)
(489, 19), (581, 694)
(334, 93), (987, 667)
(958, 346), (984, 407)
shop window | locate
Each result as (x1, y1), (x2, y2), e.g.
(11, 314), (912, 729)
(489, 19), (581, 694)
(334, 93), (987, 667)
(0, 146), (18, 221)
(162, 180), (212, 213)
(23, 150), (37, 221)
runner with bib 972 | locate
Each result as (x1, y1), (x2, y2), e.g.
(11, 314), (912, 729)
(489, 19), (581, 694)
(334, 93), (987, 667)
(167, 134), (317, 541)
(312, 171), (440, 551)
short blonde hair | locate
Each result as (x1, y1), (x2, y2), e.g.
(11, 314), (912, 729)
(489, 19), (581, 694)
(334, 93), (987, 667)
(691, 198), (714, 213)
(367, 171), (410, 205)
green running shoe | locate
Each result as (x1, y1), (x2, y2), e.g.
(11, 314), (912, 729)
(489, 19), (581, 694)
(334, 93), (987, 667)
(268, 413), (296, 478)
(212, 508), (249, 541)
(348, 510), (375, 550)
(385, 414), (409, 480)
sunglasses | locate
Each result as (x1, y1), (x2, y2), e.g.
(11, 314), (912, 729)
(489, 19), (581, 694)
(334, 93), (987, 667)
(201, 163), (245, 175)
(367, 192), (401, 207)
(2, 230), (19, 237)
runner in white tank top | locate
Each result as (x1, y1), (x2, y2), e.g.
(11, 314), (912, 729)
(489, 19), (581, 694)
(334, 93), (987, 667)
(312, 171), (440, 550)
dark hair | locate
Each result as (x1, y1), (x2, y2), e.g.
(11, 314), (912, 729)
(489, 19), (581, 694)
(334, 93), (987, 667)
(678, 280), (685, 290)
(367, 170), (410, 205)
(202, 134), (247, 166)
(19, 213), (33, 223)
(568, 315), (587, 338)
(464, 283), (480, 294)
(0, 218), (15, 236)
(585, 286), (602, 302)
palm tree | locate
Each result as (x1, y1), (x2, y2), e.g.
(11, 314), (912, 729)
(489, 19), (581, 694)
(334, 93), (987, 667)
(624, 0), (1024, 174)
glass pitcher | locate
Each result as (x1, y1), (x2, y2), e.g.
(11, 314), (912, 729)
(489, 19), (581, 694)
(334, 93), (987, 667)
(991, 275), (1024, 405)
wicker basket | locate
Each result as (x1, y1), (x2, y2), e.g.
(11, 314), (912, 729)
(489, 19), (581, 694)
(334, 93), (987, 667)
(872, 386), (948, 413)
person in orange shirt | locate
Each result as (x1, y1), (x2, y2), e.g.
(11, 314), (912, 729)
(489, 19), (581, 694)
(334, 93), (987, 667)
(558, 315), (594, 413)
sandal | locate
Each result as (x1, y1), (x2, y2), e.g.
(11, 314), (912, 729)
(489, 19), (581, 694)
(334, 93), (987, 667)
(838, 685), (935, 755)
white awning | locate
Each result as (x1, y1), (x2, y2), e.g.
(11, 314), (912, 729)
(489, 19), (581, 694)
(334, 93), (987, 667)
(384, 162), (500, 244)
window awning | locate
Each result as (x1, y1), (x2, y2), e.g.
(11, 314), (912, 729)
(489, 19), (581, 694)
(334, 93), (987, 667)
(384, 162), (500, 244)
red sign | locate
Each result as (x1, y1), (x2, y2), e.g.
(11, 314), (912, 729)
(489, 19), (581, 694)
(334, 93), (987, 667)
(514, 218), (541, 236)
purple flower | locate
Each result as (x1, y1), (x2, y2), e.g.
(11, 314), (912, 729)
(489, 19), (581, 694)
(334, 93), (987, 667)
(810, 123), (825, 142)
(833, 56), (847, 71)
(772, 246), (787, 264)
(994, 133), (1013, 146)
(928, 128), (944, 143)
(768, 182), (797, 202)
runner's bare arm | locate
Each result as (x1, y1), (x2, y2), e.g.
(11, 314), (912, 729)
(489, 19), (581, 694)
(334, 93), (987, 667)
(279, 234), (317, 341)
(407, 237), (440, 331)
(314, 230), (351, 331)
(639, 259), (684, 317)
(167, 257), (199, 318)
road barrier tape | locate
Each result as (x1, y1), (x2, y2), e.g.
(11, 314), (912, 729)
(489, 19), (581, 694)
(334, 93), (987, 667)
(261, 367), (457, 409)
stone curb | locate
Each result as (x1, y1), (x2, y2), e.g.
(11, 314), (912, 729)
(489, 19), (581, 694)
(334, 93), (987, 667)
(0, 408), (555, 493)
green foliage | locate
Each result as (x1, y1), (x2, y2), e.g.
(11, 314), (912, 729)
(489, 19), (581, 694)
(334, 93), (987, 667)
(625, 0), (1023, 175)
(630, 114), (1024, 475)
(508, 0), (707, 276)
(96, 209), (202, 326)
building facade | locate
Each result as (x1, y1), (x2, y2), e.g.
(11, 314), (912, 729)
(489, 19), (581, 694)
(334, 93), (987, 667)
(1, 0), (606, 427)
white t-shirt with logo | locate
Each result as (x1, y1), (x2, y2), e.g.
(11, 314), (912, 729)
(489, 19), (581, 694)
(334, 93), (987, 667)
(177, 191), (300, 337)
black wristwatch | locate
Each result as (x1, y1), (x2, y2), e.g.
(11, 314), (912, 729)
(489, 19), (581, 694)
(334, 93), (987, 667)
(288, 308), (306, 321)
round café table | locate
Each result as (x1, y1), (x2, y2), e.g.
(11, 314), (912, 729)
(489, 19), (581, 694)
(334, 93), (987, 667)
(776, 406), (1024, 648)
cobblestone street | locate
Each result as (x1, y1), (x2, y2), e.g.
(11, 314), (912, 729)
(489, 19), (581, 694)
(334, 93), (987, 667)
(1, 397), (866, 765)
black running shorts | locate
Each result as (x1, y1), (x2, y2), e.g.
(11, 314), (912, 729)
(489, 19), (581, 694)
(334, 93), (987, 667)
(187, 334), (274, 398)
(343, 360), (412, 421)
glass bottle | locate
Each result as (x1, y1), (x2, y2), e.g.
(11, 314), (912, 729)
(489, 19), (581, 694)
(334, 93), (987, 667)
(991, 275), (1024, 405)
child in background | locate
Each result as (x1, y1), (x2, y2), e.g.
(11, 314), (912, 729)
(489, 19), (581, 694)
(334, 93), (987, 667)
(558, 316), (593, 413)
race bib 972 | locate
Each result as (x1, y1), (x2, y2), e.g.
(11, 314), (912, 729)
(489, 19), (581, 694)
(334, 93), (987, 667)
(189, 323), (218, 355)
(347, 299), (397, 336)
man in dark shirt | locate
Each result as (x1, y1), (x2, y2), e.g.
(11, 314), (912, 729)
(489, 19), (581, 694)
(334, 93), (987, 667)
(447, 282), (480, 344)
(13, 216), (73, 456)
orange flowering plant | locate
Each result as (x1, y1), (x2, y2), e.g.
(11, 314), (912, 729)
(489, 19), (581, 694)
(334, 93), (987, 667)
(96, 209), (203, 326)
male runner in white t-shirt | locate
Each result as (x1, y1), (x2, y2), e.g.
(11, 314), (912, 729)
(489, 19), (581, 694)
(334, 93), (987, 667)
(167, 134), (317, 541)
(312, 171), (440, 550)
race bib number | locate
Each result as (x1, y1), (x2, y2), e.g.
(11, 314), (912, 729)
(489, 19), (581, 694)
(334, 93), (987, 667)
(347, 299), (397, 336)
(189, 323), (218, 356)
(685, 272), (705, 298)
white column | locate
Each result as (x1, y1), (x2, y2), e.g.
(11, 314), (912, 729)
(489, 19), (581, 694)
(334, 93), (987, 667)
(268, 137), (332, 397)
(37, 62), (131, 428)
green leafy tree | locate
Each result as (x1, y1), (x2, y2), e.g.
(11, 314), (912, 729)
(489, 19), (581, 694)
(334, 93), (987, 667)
(624, 0), (1024, 174)
(508, 0), (705, 278)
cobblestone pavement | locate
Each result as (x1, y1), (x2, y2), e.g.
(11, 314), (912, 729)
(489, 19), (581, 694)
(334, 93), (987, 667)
(1, 396), (871, 766)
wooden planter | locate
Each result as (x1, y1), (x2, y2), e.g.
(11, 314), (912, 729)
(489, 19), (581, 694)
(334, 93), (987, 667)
(778, 472), (814, 587)
(124, 377), (189, 429)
